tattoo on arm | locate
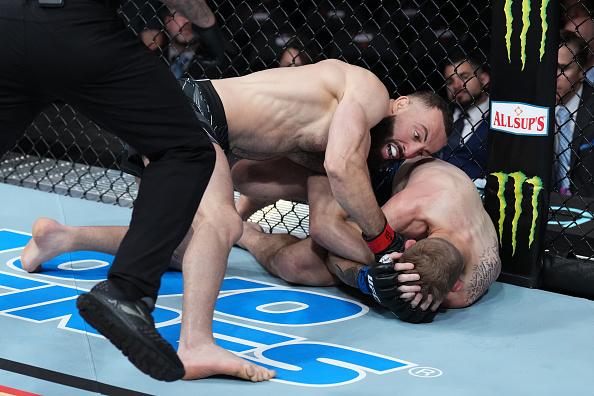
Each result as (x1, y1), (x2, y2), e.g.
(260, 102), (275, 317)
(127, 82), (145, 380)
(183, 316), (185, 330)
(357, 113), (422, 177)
(327, 254), (362, 288)
(332, 264), (361, 288)
(465, 241), (501, 305)
(162, 0), (216, 27)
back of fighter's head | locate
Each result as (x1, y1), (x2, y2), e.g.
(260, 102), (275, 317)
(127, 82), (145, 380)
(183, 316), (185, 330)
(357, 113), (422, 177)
(400, 237), (464, 301)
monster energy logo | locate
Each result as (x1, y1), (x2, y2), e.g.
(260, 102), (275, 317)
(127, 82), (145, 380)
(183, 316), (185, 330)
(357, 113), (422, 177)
(503, 0), (550, 70)
(491, 171), (543, 255)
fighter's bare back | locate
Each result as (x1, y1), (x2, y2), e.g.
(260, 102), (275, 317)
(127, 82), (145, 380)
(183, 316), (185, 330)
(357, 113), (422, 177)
(386, 158), (499, 282)
(378, 158), (501, 306)
(212, 59), (390, 166)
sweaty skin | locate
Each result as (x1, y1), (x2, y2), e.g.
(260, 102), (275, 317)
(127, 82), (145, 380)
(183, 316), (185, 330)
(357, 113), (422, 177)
(213, 60), (447, 238)
(21, 60), (448, 380)
(381, 157), (501, 307)
(236, 157), (500, 311)
(214, 60), (385, 166)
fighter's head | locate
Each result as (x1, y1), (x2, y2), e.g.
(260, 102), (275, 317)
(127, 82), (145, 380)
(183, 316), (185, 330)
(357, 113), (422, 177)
(368, 91), (451, 169)
(399, 237), (464, 303)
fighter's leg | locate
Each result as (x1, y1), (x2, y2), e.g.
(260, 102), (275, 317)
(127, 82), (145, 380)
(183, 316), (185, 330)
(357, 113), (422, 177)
(231, 158), (311, 219)
(176, 145), (274, 382)
(237, 221), (336, 286)
(235, 195), (276, 221)
(21, 219), (127, 273)
(21, 162), (191, 273)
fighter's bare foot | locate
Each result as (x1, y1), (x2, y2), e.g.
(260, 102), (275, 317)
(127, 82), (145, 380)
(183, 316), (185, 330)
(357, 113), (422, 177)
(236, 221), (264, 250)
(178, 342), (275, 382)
(21, 218), (72, 273)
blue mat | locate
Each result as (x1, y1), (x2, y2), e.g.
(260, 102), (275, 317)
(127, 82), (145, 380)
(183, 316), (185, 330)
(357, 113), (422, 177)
(0, 184), (592, 395)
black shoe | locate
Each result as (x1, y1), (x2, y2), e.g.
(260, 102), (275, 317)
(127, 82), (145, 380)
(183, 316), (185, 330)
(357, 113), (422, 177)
(76, 280), (185, 382)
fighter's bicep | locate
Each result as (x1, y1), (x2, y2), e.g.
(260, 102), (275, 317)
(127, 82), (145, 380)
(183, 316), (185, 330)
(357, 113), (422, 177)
(339, 64), (390, 124)
(381, 189), (419, 232)
(327, 99), (370, 151)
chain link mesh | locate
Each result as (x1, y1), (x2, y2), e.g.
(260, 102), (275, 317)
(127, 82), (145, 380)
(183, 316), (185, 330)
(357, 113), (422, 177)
(545, 0), (594, 263)
(0, 1), (508, 240)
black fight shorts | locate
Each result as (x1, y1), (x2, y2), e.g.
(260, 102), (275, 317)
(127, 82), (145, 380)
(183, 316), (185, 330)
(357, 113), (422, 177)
(120, 79), (228, 177)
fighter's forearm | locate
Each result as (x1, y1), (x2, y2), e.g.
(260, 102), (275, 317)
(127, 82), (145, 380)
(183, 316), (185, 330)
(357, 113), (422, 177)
(307, 174), (374, 264)
(326, 253), (365, 289)
(324, 94), (387, 239)
(312, 216), (374, 265)
(326, 165), (385, 239)
(161, 0), (216, 28)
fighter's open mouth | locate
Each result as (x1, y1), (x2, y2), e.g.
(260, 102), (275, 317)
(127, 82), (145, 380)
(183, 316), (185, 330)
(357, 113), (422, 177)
(387, 144), (400, 159)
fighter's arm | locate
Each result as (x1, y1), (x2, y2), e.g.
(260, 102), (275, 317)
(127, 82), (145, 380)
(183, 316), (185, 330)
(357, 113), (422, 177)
(324, 74), (391, 242)
(307, 175), (374, 265)
(327, 252), (443, 324)
(380, 185), (422, 234)
(443, 243), (501, 308)
(326, 252), (420, 293)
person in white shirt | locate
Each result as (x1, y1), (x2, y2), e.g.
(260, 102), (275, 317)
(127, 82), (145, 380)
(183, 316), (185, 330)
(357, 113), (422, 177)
(563, 12), (594, 86)
(439, 53), (490, 183)
(555, 30), (593, 196)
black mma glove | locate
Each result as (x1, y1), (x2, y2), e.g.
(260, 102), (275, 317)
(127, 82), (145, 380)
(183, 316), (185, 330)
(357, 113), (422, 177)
(383, 297), (438, 324)
(356, 258), (400, 305)
(363, 219), (405, 262)
(357, 255), (438, 324)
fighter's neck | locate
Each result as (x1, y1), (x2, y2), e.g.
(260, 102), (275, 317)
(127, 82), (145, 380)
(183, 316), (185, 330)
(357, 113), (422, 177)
(428, 231), (473, 268)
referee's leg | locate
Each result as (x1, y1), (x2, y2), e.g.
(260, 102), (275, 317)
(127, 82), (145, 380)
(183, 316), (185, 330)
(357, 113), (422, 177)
(22, 0), (215, 381)
(0, 13), (46, 178)
(42, 2), (216, 302)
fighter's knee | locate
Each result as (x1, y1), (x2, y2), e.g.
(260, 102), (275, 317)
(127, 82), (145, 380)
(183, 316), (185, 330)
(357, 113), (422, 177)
(308, 216), (326, 244)
(271, 255), (301, 283)
(230, 162), (251, 191)
(194, 207), (243, 246)
(226, 211), (244, 245)
(272, 250), (314, 284)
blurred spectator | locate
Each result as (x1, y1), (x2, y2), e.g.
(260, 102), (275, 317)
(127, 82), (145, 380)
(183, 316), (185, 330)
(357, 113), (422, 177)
(279, 45), (310, 67)
(121, 0), (167, 52)
(563, 7), (594, 85)
(438, 53), (490, 181)
(163, 3), (226, 78)
(139, 29), (167, 52)
(555, 30), (594, 197)
(562, 0), (593, 22)
(165, 11), (197, 77)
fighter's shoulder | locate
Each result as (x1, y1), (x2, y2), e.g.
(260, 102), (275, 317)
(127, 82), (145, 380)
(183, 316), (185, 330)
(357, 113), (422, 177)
(315, 60), (386, 92)
(414, 159), (473, 185)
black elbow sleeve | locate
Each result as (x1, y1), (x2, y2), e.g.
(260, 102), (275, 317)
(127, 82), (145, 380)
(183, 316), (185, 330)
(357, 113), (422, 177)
(193, 23), (226, 62)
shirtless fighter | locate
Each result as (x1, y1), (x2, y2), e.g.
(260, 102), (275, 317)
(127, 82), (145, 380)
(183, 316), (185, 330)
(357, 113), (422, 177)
(237, 157), (501, 319)
(21, 60), (450, 379)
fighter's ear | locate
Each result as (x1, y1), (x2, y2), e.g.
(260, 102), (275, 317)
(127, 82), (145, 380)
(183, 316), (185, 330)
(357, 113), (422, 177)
(404, 239), (417, 250)
(451, 279), (464, 292)
(480, 71), (490, 88)
(392, 96), (410, 114)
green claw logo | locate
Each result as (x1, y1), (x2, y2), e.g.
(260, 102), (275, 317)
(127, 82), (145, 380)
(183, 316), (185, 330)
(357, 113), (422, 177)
(491, 171), (543, 255)
(503, 0), (550, 70)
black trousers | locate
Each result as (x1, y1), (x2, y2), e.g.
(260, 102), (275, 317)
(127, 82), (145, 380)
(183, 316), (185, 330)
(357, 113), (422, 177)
(0, 0), (216, 300)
